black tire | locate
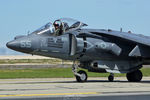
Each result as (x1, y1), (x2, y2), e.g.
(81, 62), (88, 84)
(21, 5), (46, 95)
(126, 70), (143, 82)
(75, 70), (88, 82)
(108, 75), (114, 82)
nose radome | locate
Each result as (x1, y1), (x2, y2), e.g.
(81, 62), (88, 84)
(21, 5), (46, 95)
(6, 40), (19, 50)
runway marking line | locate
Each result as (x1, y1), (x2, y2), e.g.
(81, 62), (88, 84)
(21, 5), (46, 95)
(0, 92), (98, 97)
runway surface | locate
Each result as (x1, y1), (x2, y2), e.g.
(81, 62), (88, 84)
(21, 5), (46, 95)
(2, 94), (150, 100)
(0, 77), (150, 99)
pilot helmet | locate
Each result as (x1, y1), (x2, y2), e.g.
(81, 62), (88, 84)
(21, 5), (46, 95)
(54, 22), (59, 27)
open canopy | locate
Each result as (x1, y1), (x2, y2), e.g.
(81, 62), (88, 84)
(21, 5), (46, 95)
(55, 18), (87, 32)
(32, 18), (87, 35)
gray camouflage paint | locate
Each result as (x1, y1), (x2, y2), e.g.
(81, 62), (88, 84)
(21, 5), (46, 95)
(6, 18), (150, 74)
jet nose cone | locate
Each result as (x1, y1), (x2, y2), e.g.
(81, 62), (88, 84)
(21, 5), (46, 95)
(6, 41), (12, 48)
(6, 40), (19, 50)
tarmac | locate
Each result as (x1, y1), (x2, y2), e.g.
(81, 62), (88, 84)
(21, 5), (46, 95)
(0, 77), (150, 99)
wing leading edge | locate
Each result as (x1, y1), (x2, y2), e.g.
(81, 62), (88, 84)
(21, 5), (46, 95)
(86, 29), (150, 47)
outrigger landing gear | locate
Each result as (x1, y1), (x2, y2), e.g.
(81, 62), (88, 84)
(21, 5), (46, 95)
(108, 73), (114, 82)
(72, 61), (88, 82)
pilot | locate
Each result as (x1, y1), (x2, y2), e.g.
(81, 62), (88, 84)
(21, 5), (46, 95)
(53, 22), (59, 30)
(53, 21), (63, 36)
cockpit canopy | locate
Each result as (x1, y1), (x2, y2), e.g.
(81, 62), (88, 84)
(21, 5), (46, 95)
(33, 22), (55, 35)
(32, 18), (87, 36)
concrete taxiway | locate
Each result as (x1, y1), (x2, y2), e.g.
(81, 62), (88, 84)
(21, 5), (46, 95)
(2, 94), (150, 100)
(0, 77), (150, 99)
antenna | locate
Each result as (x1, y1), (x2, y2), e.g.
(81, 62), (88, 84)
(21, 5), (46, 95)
(120, 28), (122, 32)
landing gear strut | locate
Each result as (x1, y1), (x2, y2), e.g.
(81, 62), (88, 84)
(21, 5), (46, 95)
(108, 73), (114, 82)
(126, 69), (143, 82)
(72, 61), (88, 82)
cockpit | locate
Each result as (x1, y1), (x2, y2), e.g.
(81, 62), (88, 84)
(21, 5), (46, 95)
(32, 18), (87, 36)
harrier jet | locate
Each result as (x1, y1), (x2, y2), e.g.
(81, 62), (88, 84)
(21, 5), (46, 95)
(7, 18), (150, 82)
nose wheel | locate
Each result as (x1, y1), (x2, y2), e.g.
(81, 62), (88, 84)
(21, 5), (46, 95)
(75, 70), (88, 82)
(72, 61), (88, 82)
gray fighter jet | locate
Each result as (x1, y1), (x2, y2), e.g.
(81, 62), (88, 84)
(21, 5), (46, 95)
(6, 18), (150, 82)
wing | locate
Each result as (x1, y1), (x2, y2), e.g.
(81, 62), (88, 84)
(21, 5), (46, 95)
(77, 29), (150, 58)
(79, 29), (150, 47)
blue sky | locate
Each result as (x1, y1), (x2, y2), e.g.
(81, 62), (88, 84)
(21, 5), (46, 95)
(0, 0), (150, 47)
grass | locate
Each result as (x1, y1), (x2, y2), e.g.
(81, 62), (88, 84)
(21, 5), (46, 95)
(0, 59), (71, 64)
(0, 68), (149, 79)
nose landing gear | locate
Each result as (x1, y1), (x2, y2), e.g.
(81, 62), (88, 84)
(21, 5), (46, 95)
(75, 70), (88, 82)
(72, 62), (88, 82)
